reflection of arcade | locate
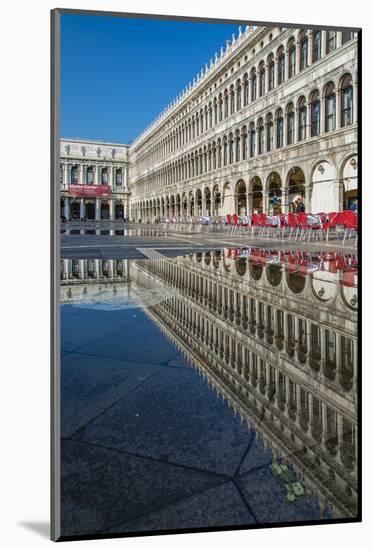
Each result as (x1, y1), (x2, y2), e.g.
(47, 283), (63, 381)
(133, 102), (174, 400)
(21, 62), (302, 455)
(132, 248), (358, 518)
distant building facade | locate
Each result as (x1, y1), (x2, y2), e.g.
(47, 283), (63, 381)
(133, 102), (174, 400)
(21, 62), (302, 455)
(60, 138), (130, 222)
(128, 26), (358, 221)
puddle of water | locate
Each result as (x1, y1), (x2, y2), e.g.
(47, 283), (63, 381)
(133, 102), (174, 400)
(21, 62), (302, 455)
(60, 247), (358, 537)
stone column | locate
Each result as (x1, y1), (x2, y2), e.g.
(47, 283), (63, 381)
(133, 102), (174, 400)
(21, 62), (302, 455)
(274, 56), (279, 87)
(64, 197), (69, 219)
(80, 198), (85, 220)
(109, 200), (114, 221)
(94, 165), (99, 185)
(80, 259), (85, 279)
(96, 198), (101, 221)
(336, 31), (343, 47)
(321, 30), (327, 58)
(79, 165), (84, 185)
(284, 50), (290, 81)
(124, 165), (128, 189)
(295, 40), (300, 74)
(263, 193), (269, 214)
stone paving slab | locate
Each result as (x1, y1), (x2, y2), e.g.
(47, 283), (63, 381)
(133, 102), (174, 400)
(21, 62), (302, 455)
(61, 352), (162, 438)
(61, 439), (225, 537)
(72, 366), (254, 477)
(103, 480), (256, 534)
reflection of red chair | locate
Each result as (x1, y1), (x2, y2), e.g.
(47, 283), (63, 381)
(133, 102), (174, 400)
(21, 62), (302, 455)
(343, 267), (357, 287)
(233, 213), (240, 225)
(342, 211), (358, 244)
(227, 214), (233, 225)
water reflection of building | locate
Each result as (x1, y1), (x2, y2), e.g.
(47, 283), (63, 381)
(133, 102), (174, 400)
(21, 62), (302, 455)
(130, 250), (358, 519)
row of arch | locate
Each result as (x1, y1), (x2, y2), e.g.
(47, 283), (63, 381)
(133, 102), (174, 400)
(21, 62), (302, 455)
(135, 73), (355, 197)
(132, 154), (357, 219)
(136, 30), (356, 171)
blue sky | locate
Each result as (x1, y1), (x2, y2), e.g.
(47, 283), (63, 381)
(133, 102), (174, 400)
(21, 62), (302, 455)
(61, 13), (241, 144)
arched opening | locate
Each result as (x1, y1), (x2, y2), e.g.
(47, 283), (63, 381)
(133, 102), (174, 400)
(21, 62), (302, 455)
(324, 82), (336, 132)
(235, 180), (247, 215)
(85, 201), (95, 220)
(266, 264), (282, 286)
(204, 187), (211, 216)
(70, 201), (80, 220)
(310, 90), (321, 137)
(115, 202), (124, 220)
(175, 194), (181, 217)
(340, 73), (353, 127)
(250, 176), (263, 213)
(86, 166), (94, 185)
(235, 257), (247, 276)
(287, 167), (305, 212)
(101, 201), (109, 220)
(267, 172), (282, 214)
(213, 185), (221, 215)
(101, 167), (108, 185)
(342, 156), (358, 210)
(189, 192), (195, 216)
(311, 160), (337, 212)
(196, 189), (202, 216)
(286, 272), (306, 293)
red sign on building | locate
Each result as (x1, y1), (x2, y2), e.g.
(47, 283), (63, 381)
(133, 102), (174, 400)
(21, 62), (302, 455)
(69, 184), (112, 197)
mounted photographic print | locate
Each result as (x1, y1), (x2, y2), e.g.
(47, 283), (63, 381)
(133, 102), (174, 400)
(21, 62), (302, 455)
(51, 8), (361, 542)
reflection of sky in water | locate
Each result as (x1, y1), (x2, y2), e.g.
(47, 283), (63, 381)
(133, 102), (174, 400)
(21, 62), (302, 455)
(69, 286), (176, 311)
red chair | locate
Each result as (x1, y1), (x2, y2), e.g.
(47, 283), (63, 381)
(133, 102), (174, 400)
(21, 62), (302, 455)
(342, 211), (358, 244)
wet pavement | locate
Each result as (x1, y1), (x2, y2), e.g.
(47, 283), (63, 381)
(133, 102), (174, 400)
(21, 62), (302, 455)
(60, 247), (358, 538)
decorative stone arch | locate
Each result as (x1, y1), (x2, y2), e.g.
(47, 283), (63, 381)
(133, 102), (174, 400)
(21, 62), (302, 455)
(235, 179), (247, 215)
(265, 263), (283, 287)
(249, 176), (263, 213)
(213, 184), (221, 216)
(266, 171), (282, 214)
(175, 194), (181, 217)
(204, 187), (211, 216)
(101, 200), (110, 220)
(340, 154), (358, 210)
(182, 193), (187, 216)
(285, 166), (306, 212)
(189, 191), (195, 216)
(222, 182), (234, 215)
(309, 158), (338, 212)
(170, 195), (175, 217)
(160, 197), (165, 217)
(70, 200), (81, 220)
(195, 189), (203, 216)
(114, 200), (124, 220)
(285, 271), (307, 294)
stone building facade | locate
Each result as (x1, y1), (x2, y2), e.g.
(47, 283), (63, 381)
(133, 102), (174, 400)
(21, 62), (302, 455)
(128, 26), (358, 222)
(60, 138), (130, 222)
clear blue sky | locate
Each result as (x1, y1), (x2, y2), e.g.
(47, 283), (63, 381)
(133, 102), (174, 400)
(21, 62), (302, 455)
(61, 13), (241, 144)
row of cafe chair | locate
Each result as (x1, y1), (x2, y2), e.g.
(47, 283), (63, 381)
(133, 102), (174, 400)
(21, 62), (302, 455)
(224, 248), (358, 288)
(225, 211), (358, 244)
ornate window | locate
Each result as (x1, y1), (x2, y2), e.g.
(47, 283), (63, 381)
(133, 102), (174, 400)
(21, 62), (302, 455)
(268, 54), (274, 90)
(230, 86), (235, 114)
(299, 31), (308, 70)
(224, 90), (229, 118)
(326, 31), (336, 53)
(276, 109), (284, 148)
(236, 81), (242, 110)
(287, 103), (295, 145)
(341, 74), (353, 126)
(325, 82), (336, 131)
(298, 96), (307, 141)
(259, 62), (265, 96)
(312, 30), (321, 63)
(242, 127), (248, 160)
(243, 75), (249, 106)
(228, 134), (234, 164)
(251, 68), (257, 101)
(249, 123), (256, 157)
(288, 37), (296, 78)
(266, 114), (273, 152)
(235, 131), (241, 162)
(71, 165), (79, 184)
(219, 94), (223, 121)
(310, 90), (321, 137)
(277, 46), (285, 84)
(257, 119), (264, 154)
(223, 137), (228, 166)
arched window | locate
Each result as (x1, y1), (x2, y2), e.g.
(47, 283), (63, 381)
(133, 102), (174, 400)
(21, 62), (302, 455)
(249, 123), (256, 157)
(209, 103), (213, 128)
(259, 62), (265, 96)
(325, 82), (336, 131)
(217, 139), (222, 167)
(310, 90), (321, 137)
(243, 74), (249, 106)
(266, 113), (273, 152)
(277, 46), (285, 85)
(214, 98), (218, 125)
(101, 167), (108, 185)
(287, 103), (295, 145)
(257, 119), (264, 154)
(340, 74), (353, 126)
(212, 143), (217, 169)
(235, 131), (241, 162)
(71, 165), (79, 184)
(326, 31), (336, 53)
(200, 111), (204, 133)
(251, 68), (257, 101)
(219, 94), (223, 121)
(236, 81), (242, 110)
(228, 133), (234, 164)
(288, 37), (296, 78)
(115, 169), (122, 186)
(204, 107), (208, 131)
(298, 96), (307, 141)
(224, 90), (229, 118)
(268, 54), (274, 91)
(312, 30), (321, 63)
(299, 31), (308, 70)
(242, 126), (248, 160)
(223, 137), (228, 166)
(276, 109), (284, 148)
(230, 86), (235, 114)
